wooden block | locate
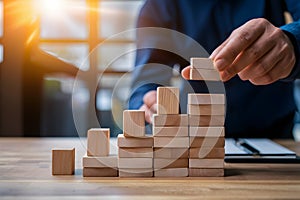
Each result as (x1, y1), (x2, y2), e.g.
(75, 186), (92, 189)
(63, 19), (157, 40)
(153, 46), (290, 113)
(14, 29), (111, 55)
(154, 168), (188, 177)
(189, 127), (225, 137)
(119, 168), (153, 177)
(157, 87), (179, 115)
(189, 159), (224, 168)
(153, 126), (188, 137)
(190, 68), (221, 81)
(83, 167), (118, 177)
(123, 110), (145, 137)
(188, 104), (225, 115)
(118, 158), (153, 169)
(189, 148), (225, 159)
(52, 148), (75, 175)
(117, 134), (153, 148)
(191, 57), (215, 69)
(154, 137), (189, 148)
(87, 128), (110, 156)
(118, 147), (153, 158)
(82, 155), (118, 168)
(190, 137), (225, 148)
(188, 94), (225, 105)
(154, 148), (188, 159)
(189, 168), (224, 177)
(154, 158), (188, 169)
(153, 114), (188, 127)
(189, 115), (225, 126)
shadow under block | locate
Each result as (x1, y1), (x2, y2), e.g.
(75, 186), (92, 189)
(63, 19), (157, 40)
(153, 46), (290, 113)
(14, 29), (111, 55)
(189, 168), (224, 177)
(52, 148), (75, 175)
(82, 155), (118, 168)
(118, 158), (153, 169)
(154, 137), (189, 148)
(154, 158), (188, 169)
(190, 68), (221, 81)
(189, 115), (225, 126)
(154, 168), (188, 177)
(87, 128), (110, 157)
(188, 104), (225, 115)
(123, 110), (145, 137)
(190, 57), (215, 69)
(83, 167), (118, 177)
(119, 168), (153, 177)
(118, 147), (153, 158)
(157, 87), (179, 115)
(153, 148), (189, 159)
(189, 127), (225, 137)
(188, 94), (225, 105)
(117, 134), (153, 148)
(189, 148), (225, 159)
(189, 159), (224, 168)
(153, 114), (188, 127)
(153, 126), (188, 137)
(189, 137), (225, 148)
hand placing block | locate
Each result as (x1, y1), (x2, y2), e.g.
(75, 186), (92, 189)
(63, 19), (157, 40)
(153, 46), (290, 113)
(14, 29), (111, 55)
(123, 110), (145, 137)
(190, 68), (221, 81)
(52, 148), (75, 175)
(191, 58), (215, 69)
(157, 87), (179, 115)
(87, 128), (110, 157)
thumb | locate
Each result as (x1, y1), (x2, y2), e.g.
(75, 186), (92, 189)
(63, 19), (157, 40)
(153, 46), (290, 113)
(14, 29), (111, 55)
(181, 66), (191, 80)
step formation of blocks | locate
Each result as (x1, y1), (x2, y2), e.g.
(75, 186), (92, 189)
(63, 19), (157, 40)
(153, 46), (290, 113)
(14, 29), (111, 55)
(153, 87), (189, 177)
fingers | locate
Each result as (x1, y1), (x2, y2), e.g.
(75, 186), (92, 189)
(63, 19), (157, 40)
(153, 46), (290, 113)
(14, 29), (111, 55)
(181, 66), (191, 80)
(143, 90), (157, 110)
(139, 104), (154, 124)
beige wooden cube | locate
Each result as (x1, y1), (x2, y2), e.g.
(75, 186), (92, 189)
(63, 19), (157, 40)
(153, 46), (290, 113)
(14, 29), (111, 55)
(157, 87), (179, 115)
(52, 148), (75, 175)
(190, 58), (215, 69)
(87, 128), (110, 156)
(123, 110), (145, 137)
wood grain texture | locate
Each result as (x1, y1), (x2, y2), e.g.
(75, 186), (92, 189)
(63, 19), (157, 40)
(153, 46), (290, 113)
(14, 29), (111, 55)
(118, 147), (153, 158)
(189, 159), (224, 168)
(189, 115), (225, 126)
(119, 169), (153, 177)
(189, 148), (225, 159)
(154, 137), (189, 148)
(188, 94), (225, 105)
(153, 126), (188, 137)
(154, 158), (188, 169)
(83, 167), (118, 177)
(189, 127), (225, 137)
(157, 87), (179, 115)
(190, 68), (221, 81)
(188, 104), (225, 116)
(191, 57), (215, 69)
(189, 168), (224, 177)
(52, 148), (75, 175)
(153, 148), (189, 159)
(123, 110), (145, 138)
(82, 155), (118, 168)
(117, 134), (153, 148)
(154, 168), (188, 177)
(190, 137), (225, 148)
(87, 128), (110, 156)
(153, 114), (188, 127)
(118, 158), (153, 169)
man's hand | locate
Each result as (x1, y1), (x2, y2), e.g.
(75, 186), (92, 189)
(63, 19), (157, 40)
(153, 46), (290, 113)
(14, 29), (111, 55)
(183, 18), (296, 85)
(139, 90), (157, 123)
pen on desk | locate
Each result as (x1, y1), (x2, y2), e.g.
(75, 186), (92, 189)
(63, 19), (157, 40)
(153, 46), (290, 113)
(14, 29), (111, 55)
(235, 139), (260, 156)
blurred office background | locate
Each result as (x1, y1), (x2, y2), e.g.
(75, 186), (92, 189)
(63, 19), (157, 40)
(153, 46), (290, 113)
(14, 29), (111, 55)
(0, 0), (299, 140)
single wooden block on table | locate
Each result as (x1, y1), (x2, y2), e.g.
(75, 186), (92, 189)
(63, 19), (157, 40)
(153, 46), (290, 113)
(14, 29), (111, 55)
(153, 114), (188, 127)
(52, 148), (75, 175)
(82, 155), (118, 168)
(153, 158), (188, 169)
(118, 158), (153, 169)
(117, 134), (153, 148)
(157, 87), (179, 115)
(188, 104), (225, 116)
(190, 68), (221, 81)
(189, 148), (225, 159)
(83, 167), (118, 177)
(118, 147), (153, 158)
(123, 110), (145, 137)
(189, 115), (225, 126)
(153, 148), (189, 159)
(153, 126), (188, 137)
(154, 168), (188, 177)
(189, 159), (224, 168)
(189, 127), (225, 137)
(119, 168), (153, 177)
(87, 128), (110, 157)
(154, 137), (189, 148)
(190, 137), (225, 148)
(190, 57), (215, 69)
(188, 94), (225, 105)
(188, 168), (224, 177)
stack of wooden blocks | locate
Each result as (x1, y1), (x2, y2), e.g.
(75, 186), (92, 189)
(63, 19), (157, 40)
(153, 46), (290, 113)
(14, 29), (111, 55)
(117, 110), (154, 177)
(82, 128), (118, 177)
(153, 87), (189, 177)
(188, 58), (225, 177)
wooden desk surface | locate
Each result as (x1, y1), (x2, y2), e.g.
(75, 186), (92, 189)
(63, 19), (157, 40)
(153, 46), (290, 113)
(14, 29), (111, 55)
(0, 138), (300, 199)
